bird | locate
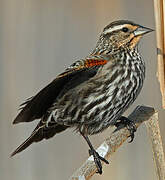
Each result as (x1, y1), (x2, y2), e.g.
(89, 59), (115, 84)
(11, 20), (153, 174)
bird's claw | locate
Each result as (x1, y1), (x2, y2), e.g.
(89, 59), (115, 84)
(127, 120), (136, 143)
(114, 116), (137, 143)
(89, 149), (109, 174)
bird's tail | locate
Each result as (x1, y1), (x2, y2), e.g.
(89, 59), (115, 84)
(10, 120), (68, 157)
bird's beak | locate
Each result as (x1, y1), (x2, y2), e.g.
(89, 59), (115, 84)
(133, 26), (154, 36)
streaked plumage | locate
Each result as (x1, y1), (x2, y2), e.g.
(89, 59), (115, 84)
(11, 20), (153, 174)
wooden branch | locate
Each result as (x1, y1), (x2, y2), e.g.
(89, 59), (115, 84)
(153, 0), (165, 108)
(69, 106), (155, 180)
(145, 113), (165, 180)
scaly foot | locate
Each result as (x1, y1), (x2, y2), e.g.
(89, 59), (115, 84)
(88, 148), (109, 174)
(114, 116), (137, 143)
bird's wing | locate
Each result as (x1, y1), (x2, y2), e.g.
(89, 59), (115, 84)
(13, 58), (108, 124)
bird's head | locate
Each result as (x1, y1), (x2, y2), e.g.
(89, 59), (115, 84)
(94, 20), (153, 55)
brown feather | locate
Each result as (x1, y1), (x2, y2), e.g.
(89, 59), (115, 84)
(11, 120), (67, 157)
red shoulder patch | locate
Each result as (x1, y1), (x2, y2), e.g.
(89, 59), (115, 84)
(84, 59), (108, 68)
(58, 59), (108, 78)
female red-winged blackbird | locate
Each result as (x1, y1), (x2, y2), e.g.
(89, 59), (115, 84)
(11, 20), (153, 174)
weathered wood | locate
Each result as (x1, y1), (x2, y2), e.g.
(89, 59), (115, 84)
(145, 113), (165, 180)
(153, 0), (165, 108)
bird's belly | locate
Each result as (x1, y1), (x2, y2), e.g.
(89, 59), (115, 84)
(51, 69), (144, 135)
(82, 76), (143, 134)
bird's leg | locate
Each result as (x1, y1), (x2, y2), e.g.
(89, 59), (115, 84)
(80, 133), (109, 174)
(114, 116), (137, 143)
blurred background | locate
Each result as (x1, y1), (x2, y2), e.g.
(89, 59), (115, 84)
(0, 0), (163, 179)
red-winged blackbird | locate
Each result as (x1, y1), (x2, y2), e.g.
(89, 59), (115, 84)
(11, 20), (153, 174)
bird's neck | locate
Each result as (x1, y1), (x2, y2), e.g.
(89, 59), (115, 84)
(90, 45), (139, 61)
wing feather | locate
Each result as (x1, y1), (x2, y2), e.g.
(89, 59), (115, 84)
(13, 58), (108, 124)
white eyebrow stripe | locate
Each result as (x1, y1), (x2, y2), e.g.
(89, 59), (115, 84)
(103, 24), (128, 34)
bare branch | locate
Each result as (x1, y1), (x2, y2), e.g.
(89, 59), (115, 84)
(153, 0), (165, 108)
(69, 106), (155, 180)
(145, 113), (165, 180)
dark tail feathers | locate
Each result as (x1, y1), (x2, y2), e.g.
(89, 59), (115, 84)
(11, 121), (67, 157)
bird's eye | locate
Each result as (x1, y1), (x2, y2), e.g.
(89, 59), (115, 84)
(122, 27), (129, 32)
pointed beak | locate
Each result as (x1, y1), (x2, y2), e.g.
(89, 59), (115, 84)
(133, 26), (154, 36)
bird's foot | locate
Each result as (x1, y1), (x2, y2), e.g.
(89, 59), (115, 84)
(89, 149), (109, 174)
(114, 116), (137, 143)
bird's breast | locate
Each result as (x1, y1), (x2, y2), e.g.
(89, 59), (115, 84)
(51, 52), (145, 135)
(81, 52), (145, 125)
